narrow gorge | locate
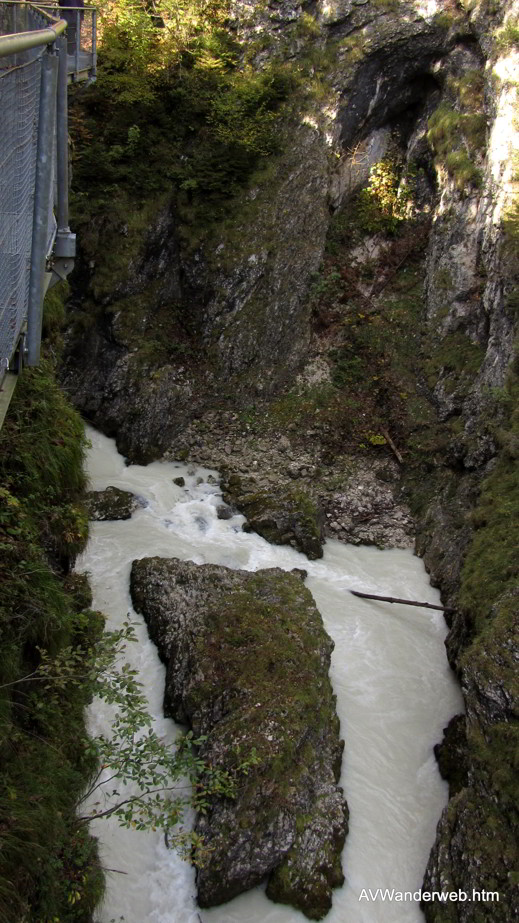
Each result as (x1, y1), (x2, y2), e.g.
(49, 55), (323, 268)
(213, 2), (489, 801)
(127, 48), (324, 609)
(0, 0), (517, 920)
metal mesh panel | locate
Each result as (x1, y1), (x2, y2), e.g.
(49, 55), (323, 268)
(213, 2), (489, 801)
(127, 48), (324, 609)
(40, 5), (95, 51)
(34, 5), (96, 79)
(28, 3), (52, 30)
(0, 51), (42, 366)
(0, 2), (57, 38)
(0, 3), (85, 383)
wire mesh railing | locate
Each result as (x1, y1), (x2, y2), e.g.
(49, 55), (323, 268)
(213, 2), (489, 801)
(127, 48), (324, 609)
(0, 2), (95, 420)
(0, 2), (87, 419)
(36, 4), (97, 81)
(0, 11), (46, 376)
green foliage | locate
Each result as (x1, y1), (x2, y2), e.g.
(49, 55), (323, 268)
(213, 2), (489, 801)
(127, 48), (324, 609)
(427, 73), (486, 191)
(466, 670), (519, 812)
(431, 10), (456, 28)
(458, 363), (519, 630)
(503, 196), (519, 248)
(207, 67), (295, 156)
(444, 149), (483, 187)
(70, 0), (298, 240)
(366, 432), (387, 446)
(267, 382), (340, 428)
(339, 33), (365, 65)
(455, 146), (519, 633)
(361, 162), (408, 230)
(0, 289), (101, 921)
(494, 15), (519, 52)
(35, 621), (259, 855)
(302, 210), (433, 460)
(502, 155), (519, 302)
(333, 158), (419, 240)
(455, 70), (485, 109)
(461, 0), (501, 14)
(42, 282), (68, 338)
(423, 330), (485, 395)
(0, 284), (259, 919)
(295, 10), (321, 37)
(308, 269), (342, 304)
(0, 355), (88, 569)
(373, 0), (400, 9)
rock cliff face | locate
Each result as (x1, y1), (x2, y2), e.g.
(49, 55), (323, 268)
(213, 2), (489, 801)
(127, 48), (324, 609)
(64, 0), (518, 919)
(63, 0), (465, 463)
(63, 119), (331, 463)
(411, 7), (519, 918)
(130, 558), (347, 920)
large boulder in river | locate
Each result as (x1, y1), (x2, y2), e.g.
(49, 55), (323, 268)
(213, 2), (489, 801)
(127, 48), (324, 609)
(222, 474), (325, 559)
(85, 486), (141, 521)
(130, 557), (347, 919)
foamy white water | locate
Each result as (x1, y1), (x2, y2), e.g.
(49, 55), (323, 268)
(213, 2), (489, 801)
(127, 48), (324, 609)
(77, 425), (462, 923)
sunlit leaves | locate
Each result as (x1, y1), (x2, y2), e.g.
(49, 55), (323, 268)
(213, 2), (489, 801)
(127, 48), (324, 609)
(37, 621), (260, 855)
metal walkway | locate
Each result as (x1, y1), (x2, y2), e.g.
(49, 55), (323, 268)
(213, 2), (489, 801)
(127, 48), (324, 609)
(0, 1), (96, 427)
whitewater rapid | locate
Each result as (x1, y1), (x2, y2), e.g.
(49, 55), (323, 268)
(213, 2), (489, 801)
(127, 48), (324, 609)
(77, 425), (462, 923)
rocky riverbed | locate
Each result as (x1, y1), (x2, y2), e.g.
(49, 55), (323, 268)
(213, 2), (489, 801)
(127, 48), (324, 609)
(165, 405), (415, 553)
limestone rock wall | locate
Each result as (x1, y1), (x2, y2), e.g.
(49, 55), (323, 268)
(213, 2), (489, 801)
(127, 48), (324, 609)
(414, 5), (519, 920)
(63, 0), (462, 462)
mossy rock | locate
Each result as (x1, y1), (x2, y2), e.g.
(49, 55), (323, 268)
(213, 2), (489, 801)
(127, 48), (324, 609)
(433, 713), (468, 797)
(423, 786), (517, 922)
(266, 791), (346, 919)
(224, 478), (325, 559)
(85, 486), (142, 521)
(130, 557), (347, 918)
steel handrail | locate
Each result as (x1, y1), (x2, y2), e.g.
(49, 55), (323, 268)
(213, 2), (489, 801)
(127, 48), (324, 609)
(0, 19), (66, 56)
(0, 2), (67, 56)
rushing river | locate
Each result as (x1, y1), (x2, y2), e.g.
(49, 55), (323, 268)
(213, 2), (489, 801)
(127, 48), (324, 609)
(77, 426), (462, 923)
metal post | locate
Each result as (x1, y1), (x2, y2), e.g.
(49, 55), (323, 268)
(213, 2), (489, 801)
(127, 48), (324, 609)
(12, 1), (17, 64)
(27, 48), (58, 367)
(51, 35), (76, 286)
(74, 8), (79, 77)
(92, 8), (97, 79)
(56, 35), (68, 231)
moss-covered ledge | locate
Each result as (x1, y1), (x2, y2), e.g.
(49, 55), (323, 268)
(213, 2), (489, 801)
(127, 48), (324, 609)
(130, 557), (347, 919)
(222, 473), (325, 559)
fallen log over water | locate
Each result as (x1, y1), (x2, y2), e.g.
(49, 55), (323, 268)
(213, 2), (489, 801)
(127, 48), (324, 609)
(350, 590), (445, 611)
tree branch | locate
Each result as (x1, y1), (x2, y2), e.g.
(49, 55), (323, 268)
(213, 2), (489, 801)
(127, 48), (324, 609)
(350, 590), (445, 611)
